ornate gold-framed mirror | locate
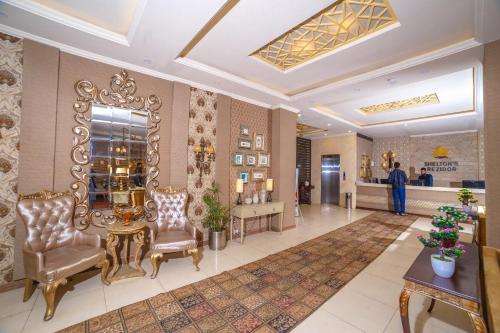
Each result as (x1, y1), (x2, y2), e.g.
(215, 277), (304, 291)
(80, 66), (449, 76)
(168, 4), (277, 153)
(71, 70), (162, 230)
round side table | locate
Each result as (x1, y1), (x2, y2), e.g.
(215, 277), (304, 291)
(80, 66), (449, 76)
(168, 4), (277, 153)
(105, 220), (146, 282)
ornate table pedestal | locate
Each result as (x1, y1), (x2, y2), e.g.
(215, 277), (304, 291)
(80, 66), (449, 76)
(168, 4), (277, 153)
(106, 220), (146, 282)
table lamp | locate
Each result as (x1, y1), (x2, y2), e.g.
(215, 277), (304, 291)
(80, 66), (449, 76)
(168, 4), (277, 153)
(266, 178), (273, 202)
(236, 179), (244, 205)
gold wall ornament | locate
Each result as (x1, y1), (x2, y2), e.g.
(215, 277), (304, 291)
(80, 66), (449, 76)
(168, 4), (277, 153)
(71, 70), (162, 229)
(251, 0), (398, 71)
(381, 150), (396, 173)
(359, 93), (440, 114)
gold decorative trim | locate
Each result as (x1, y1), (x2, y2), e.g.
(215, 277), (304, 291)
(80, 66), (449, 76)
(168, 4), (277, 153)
(155, 187), (187, 194)
(177, 0), (240, 58)
(359, 93), (440, 114)
(297, 123), (326, 137)
(251, 0), (398, 71)
(18, 190), (70, 201)
(71, 70), (162, 229)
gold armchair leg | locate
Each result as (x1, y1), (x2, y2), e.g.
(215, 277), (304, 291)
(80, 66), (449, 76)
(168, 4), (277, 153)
(188, 248), (200, 271)
(96, 259), (110, 286)
(23, 278), (36, 302)
(150, 253), (163, 279)
(41, 278), (67, 321)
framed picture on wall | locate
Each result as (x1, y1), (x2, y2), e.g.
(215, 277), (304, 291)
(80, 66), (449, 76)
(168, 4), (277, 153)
(246, 154), (257, 166)
(233, 152), (244, 166)
(252, 169), (266, 181)
(240, 125), (250, 137)
(239, 171), (249, 183)
(238, 138), (252, 149)
(257, 153), (270, 167)
(254, 133), (264, 150)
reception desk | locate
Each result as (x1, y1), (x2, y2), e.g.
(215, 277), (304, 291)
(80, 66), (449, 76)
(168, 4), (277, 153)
(356, 182), (486, 216)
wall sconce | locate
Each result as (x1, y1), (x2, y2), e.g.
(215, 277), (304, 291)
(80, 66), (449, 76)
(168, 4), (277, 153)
(266, 178), (273, 202)
(194, 137), (215, 186)
(236, 179), (244, 205)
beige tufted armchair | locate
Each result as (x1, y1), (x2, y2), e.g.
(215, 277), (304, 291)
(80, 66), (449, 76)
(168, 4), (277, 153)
(150, 187), (202, 278)
(17, 190), (109, 321)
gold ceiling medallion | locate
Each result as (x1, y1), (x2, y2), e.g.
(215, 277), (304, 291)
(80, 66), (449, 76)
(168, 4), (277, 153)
(251, 0), (398, 71)
(72, 70), (162, 229)
(359, 93), (440, 114)
(297, 123), (326, 137)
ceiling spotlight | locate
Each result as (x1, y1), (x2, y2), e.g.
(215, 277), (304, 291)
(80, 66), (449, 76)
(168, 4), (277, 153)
(323, 133), (327, 136)
(298, 113), (302, 117)
(327, 123), (331, 126)
(348, 130), (352, 133)
(386, 78), (397, 85)
(404, 123), (409, 127)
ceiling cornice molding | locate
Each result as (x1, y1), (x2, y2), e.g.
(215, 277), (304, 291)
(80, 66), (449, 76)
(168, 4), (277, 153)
(3, 0), (133, 46)
(308, 132), (356, 140)
(0, 23), (272, 109)
(410, 129), (478, 138)
(290, 38), (482, 100)
(271, 104), (300, 113)
(175, 57), (290, 101)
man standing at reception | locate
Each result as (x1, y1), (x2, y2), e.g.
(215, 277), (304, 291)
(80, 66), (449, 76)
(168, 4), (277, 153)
(388, 162), (408, 216)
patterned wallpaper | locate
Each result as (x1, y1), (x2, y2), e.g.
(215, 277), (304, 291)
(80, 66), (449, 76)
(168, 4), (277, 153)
(0, 33), (23, 285)
(229, 100), (271, 237)
(187, 88), (217, 238)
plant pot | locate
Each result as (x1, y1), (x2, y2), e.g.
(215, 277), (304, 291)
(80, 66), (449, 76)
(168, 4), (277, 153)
(209, 229), (227, 251)
(462, 204), (473, 215)
(431, 254), (455, 278)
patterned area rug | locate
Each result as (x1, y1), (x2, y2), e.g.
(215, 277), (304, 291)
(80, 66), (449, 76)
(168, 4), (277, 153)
(59, 211), (417, 333)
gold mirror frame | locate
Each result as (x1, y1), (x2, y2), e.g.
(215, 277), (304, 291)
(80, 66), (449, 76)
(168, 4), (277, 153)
(71, 69), (162, 229)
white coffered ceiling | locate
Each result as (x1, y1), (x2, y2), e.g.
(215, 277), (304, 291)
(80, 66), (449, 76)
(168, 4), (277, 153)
(0, 0), (499, 137)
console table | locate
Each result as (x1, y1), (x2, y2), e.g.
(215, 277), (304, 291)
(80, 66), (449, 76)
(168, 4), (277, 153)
(230, 202), (284, 244)
(400, 243), (486, 333)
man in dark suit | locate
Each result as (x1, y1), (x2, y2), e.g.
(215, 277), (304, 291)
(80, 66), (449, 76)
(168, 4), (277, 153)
(388, 162), (408, 216)
(418, 167), (433, 186)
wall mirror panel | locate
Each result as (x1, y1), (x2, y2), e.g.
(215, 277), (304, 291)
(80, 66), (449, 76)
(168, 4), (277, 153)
(71, 70), (162, 230)
(89, 104), (148, 210)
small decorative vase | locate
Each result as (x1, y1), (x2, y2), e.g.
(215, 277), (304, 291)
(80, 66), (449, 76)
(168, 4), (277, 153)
(259, 190), (267, 203)
(252, 193), (259, 204)
(244, 197), (253, 205)
(431, 254), (456, 278)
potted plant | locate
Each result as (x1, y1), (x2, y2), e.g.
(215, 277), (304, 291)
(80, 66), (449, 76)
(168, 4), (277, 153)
(202, 183), (230, 250)
(417, 206), (466, 278)
(457, 188), (478, 214)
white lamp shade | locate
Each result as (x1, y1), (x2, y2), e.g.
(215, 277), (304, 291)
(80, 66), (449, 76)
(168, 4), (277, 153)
(236, 179), (244, 193)
(266, 178), (274, 191)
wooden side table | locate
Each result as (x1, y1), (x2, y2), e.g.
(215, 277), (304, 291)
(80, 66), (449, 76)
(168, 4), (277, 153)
(230, 202), (284, 244)
(400, 244), (486, 333)
(106, 220), (146, 282)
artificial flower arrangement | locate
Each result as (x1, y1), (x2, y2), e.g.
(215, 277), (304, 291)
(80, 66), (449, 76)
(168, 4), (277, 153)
(417, 206), (467, 278)
(457, 188), (478, 205)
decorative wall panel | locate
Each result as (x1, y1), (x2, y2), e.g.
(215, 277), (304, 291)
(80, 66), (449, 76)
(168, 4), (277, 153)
(372, 136), (411, 180)
(0, 33), (23, 285)
(187, 88), (217, 237)
(230, 100), (271, 236)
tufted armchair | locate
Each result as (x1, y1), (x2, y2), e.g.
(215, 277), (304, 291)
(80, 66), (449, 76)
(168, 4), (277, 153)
(150, 187), (202, 278)
(17, 190), (109, 321)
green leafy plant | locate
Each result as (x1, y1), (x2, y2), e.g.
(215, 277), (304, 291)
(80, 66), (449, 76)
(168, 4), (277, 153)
(202, 183), (230, 232)
(418, 206), (466, 261)
(457, 188), (478, 205)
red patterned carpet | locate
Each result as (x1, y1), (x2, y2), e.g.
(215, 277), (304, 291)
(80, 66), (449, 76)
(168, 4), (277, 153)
(59, 211), (417, 333)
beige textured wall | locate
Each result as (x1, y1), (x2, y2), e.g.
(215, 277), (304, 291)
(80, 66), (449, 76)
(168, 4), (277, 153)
(372, 132), (484, 187)
(484, 39), (500, 247)
(271, 108), (297, 229)
(311, 134), (357, 207)
(169, 82), (189, 187)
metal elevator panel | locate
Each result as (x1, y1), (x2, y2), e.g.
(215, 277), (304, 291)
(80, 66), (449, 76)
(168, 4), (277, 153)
(321, 154), (340, 205)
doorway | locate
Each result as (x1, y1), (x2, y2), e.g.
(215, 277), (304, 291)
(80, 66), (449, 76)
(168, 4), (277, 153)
(321, 154), (340, 205)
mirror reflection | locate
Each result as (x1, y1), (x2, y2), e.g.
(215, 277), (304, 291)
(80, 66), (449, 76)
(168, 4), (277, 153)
(89, 104), (148, 210)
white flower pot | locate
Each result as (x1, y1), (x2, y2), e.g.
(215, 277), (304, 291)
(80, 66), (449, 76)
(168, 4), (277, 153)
(431, 254), (455, 278)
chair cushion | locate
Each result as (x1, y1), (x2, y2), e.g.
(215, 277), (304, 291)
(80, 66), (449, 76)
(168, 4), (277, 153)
(40, 245), (106, 283)
(151, 230), (197, 253)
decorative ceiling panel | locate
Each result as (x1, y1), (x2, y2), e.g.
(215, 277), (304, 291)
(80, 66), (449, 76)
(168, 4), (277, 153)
(251, 0), (398, 71)
(297, 123), (326, 136)
(359, 93), (440, 114)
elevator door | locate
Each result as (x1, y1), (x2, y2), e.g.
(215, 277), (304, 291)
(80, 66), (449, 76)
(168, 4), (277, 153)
(321, 154), (340, 205)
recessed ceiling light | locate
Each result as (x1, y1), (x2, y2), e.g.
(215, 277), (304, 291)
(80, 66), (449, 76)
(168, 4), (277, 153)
(353, 88), (361, 92)
(323, 133), (327, 136)
(298, 113), (302, 117)
(143, 59), (152, 64)
(386, 78), (397, 85)
(348, 130), (352, 133)
(327, 123), (331, 126)
(404, 123), (409, 127)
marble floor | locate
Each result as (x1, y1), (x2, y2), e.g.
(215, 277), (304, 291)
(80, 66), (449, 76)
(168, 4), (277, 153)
(0, 205), (474, 333)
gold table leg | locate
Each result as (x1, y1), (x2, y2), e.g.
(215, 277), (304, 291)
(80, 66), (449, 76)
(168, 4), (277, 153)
(399, 287), (412, 333)
(133, 230), (146, 275)
(106, 233), (120, 278)
(468, 312), (487, 333)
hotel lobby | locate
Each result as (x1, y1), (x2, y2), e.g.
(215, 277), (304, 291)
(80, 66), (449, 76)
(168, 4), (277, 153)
(0, 1), (499, 332)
